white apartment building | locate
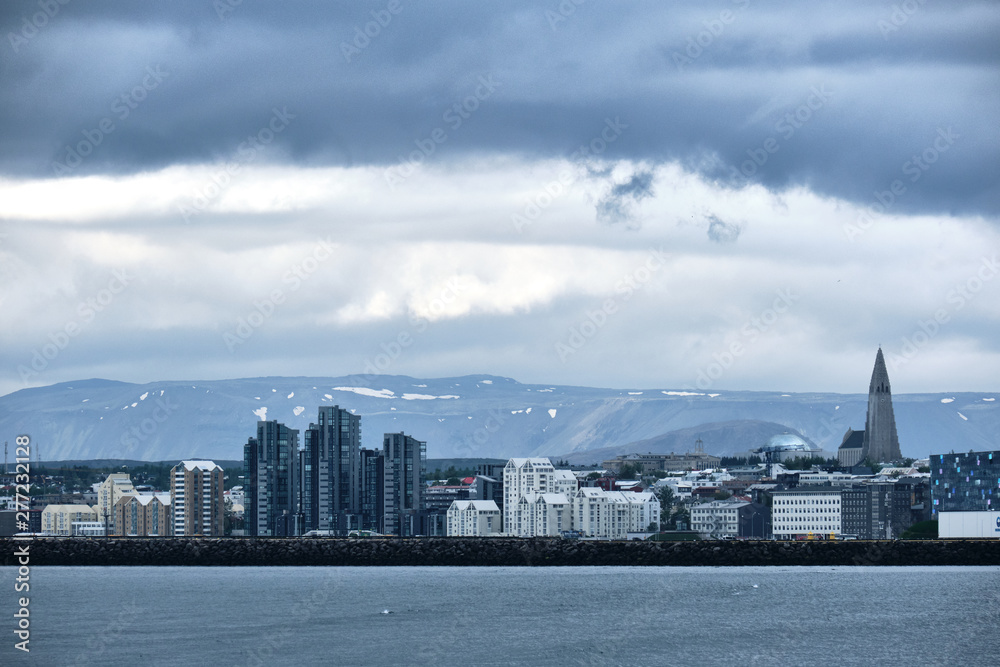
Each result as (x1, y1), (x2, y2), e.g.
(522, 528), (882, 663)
(510, 493), (573, 537)
(553, 469), (579, 496)
(772, 488), (842, 539)
(41, 504), (99, 536)
(573, 488), (659, 539)
(446, 500), (502, 536)
(503, 458), (556, 534)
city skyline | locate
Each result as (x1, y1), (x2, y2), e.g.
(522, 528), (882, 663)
(1, 2), (998, 399)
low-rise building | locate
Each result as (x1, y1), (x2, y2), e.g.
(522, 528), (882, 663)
(931, 450), (1000, 538)
(690, 499), (770, 539)
(772, 487), (842, 539)
(114, 493), (172, 536)
(42, 504), (99, 536)
(446, 500), (502, 536)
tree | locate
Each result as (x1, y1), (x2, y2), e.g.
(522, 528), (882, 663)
(646, 522), (659, 533)
(671, 505), (690, 531)
(901, 520), (938, 540)
(657, 485), (675, 526)
(713, 489), (732, 501)
(618, 463), (638, 479)
(586, 472), (602, 481)
(446, 477), (461, 486)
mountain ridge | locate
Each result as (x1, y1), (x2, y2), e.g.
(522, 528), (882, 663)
(1, 374), (997, 462)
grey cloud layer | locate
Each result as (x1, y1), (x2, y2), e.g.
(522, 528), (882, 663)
(2, 0), (998, 215)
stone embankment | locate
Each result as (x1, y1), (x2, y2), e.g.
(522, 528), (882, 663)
(3, 537), (999, 567)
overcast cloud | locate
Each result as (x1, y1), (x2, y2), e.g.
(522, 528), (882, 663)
(1, 0), (998, 398)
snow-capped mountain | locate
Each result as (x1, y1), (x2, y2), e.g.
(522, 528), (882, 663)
(0, 375), (996, 462)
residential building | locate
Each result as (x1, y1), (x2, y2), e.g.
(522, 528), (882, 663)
(446, 500), (502, 536)
(513, 493), (572, 537)
(42, 504), (99, 536)
(573, 488), (659, 539)
(690, 499), (771, 539)
(502, 458), (556, 534)
(300, 406), (362, 534)
(114, 493), (171, 536)
(97, 473), (136, 534)
(553, 469), (579, 496)
(171, 460), (225, 536)
(771, 487), (842, 539)
(245, 420), (300, 536)
(358, 447), (384, 532)
(931, 450), (1000, 538)
(383, 432), (426, 537)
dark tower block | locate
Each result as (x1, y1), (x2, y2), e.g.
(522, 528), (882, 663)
(861, 348), (902, 463)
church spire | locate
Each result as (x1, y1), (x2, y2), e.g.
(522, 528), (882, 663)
(861, 347), (901, 463)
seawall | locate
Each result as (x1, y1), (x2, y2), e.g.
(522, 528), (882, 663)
(3, 537), (1000, 566)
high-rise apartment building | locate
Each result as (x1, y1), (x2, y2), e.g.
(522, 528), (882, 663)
(359, 447), (384, 532)
(244, 420), (300, 536)
(383, 432), (425, 537)
(299, 406), (361, 533)
(170, 460), (224, 536)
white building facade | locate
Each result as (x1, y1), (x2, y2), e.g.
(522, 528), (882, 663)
(573, 488), (658, 539)
(446, 500), (502, 536)
(503, 458), (557, 534)
(772, 488), (842, 539)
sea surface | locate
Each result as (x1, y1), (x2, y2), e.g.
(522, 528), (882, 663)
(3, 565), (998, 666)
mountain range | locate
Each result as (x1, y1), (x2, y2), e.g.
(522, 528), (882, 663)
(0, 375), (997, 463)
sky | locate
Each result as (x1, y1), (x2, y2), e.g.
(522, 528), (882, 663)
(1, 0), (998, 399)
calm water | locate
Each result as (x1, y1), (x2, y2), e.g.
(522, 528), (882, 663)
(3, 566), (998, 666)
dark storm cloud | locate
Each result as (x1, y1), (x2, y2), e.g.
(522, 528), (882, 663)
(1, 0), (998, 216)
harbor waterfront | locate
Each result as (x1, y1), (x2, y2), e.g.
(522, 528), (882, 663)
(3, 537), (999, 567)
(3, 565), (998, 666)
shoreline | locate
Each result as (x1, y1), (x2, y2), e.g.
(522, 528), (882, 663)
(4, 537), (999, 567)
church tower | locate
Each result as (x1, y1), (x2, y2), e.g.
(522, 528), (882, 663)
(860, 347), (901, 463)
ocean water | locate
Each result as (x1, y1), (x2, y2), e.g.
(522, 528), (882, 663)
(3, 565), (998, 666)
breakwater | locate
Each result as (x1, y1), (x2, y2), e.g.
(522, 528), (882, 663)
(4, 537), (999, 566)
